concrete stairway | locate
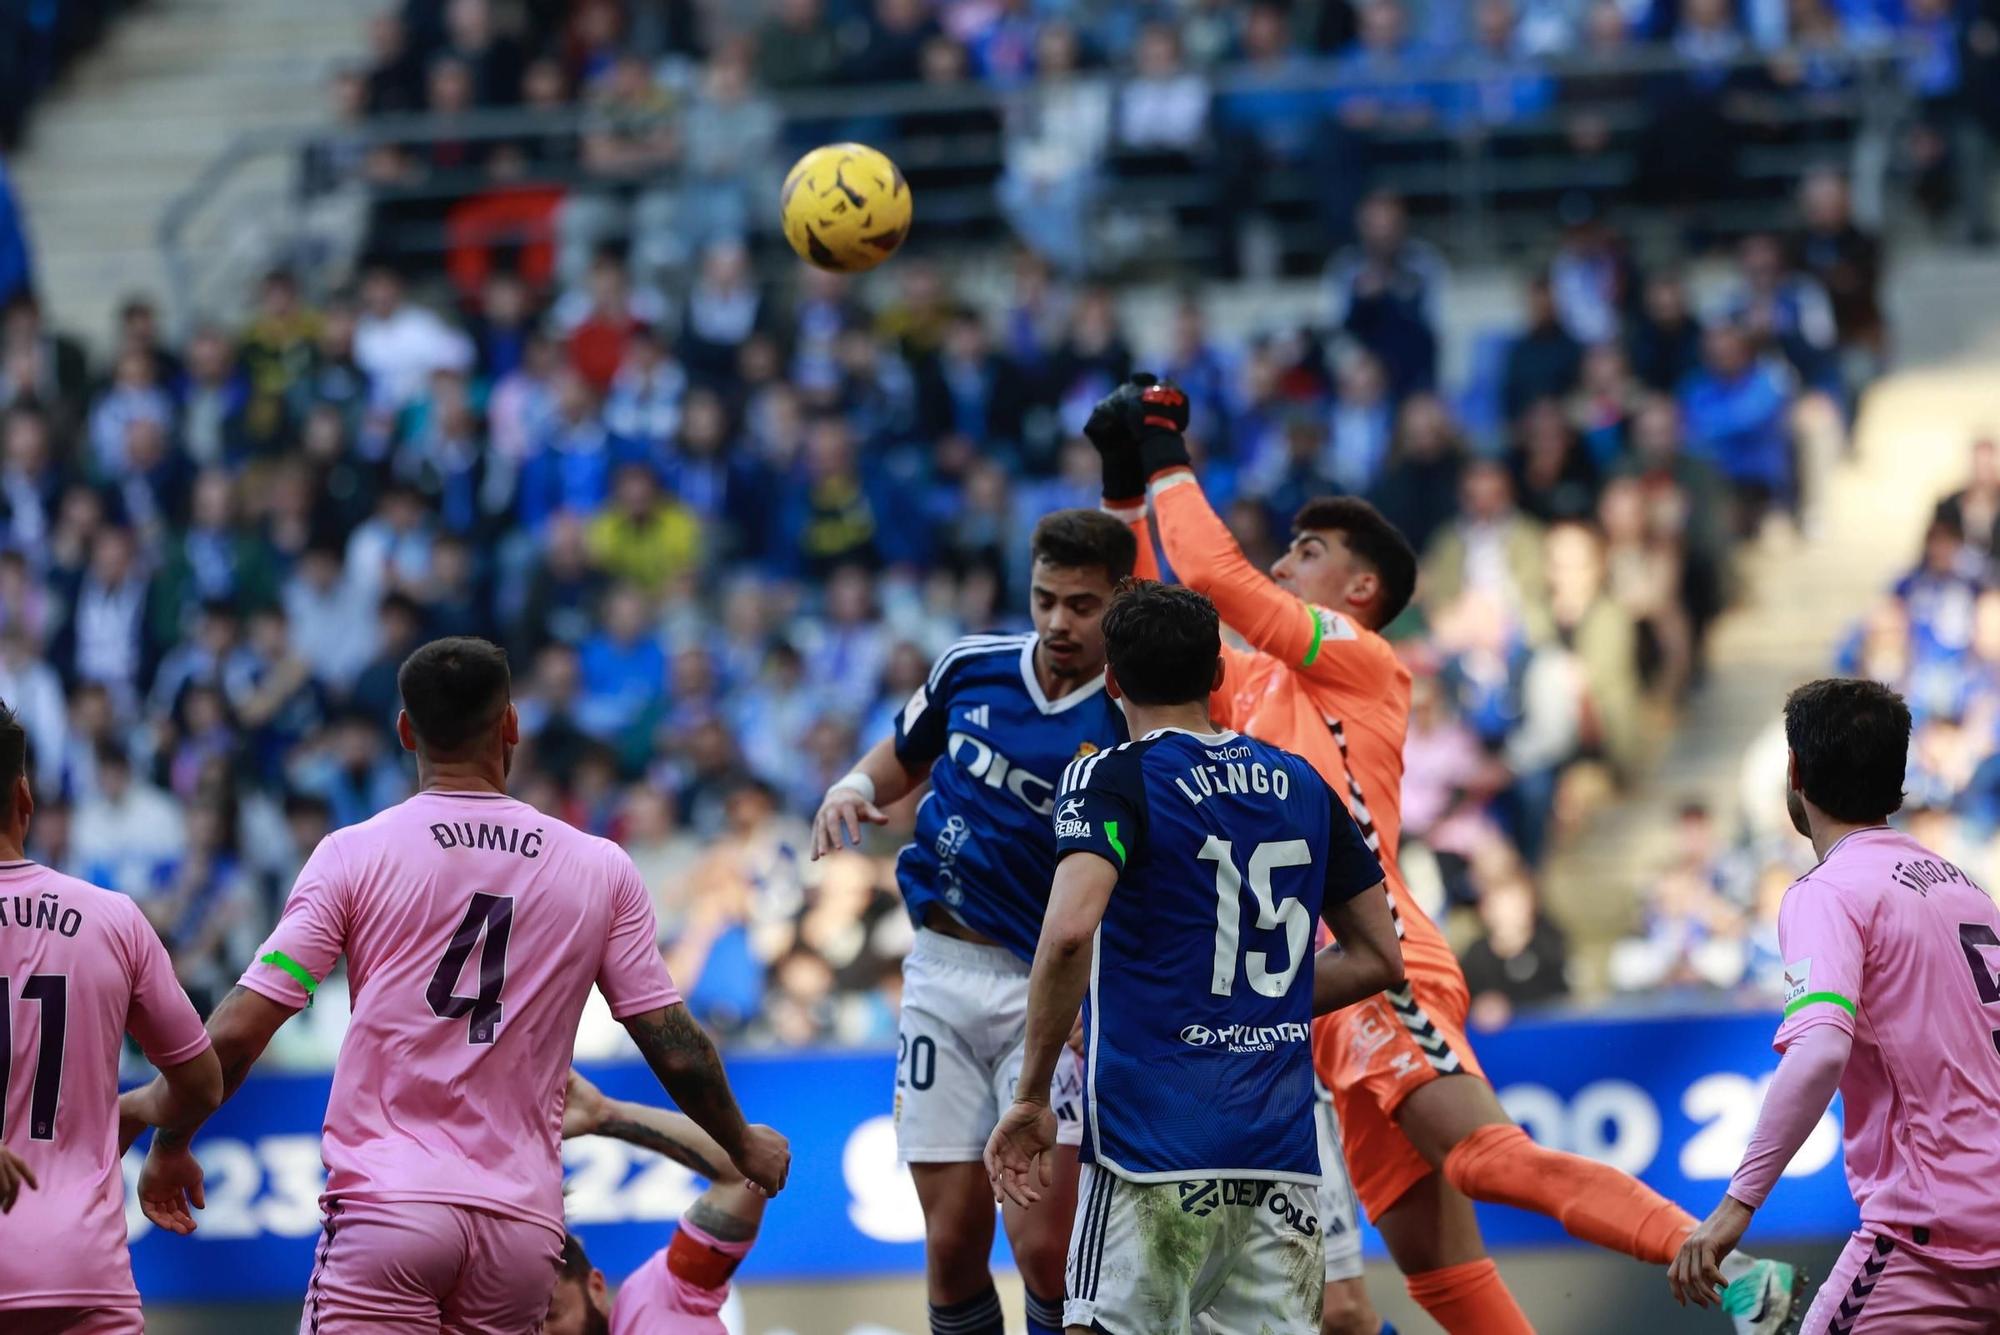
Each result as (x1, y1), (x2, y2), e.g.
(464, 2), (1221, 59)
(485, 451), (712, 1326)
(1544, 250), (2000, 984)
(8, 0), (364, 352)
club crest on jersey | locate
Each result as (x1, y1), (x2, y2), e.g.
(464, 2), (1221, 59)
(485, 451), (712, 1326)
(1074, 741), (1099, 759)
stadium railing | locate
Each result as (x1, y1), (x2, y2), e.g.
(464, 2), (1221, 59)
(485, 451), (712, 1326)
(158, 42), (1924, 329)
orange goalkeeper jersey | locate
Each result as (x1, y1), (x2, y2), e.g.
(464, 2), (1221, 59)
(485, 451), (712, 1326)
(1124, 471), (1460, 983)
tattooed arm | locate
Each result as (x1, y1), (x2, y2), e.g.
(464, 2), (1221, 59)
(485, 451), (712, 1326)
(121, 986), (297, 1237)
(563, 1070), (767, 1241)
(619, 1003), (791, 1195)
(562, 1069), (735, 1182)
(120, 986), (298, 1152)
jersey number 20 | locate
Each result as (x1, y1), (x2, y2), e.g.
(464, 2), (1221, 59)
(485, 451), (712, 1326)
(428, 892), (514, 1044)
(1200, 837), (1312, 998)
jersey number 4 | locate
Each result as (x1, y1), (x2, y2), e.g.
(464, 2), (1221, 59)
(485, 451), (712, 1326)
(0, 974), (66, 1139)
(1200, 837), (1312, 999)
(427, 893), (514, 1045)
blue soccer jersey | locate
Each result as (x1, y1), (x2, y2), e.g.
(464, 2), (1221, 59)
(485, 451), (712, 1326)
(894, 633), (1127, 962)
(1055, 726), (1383, 1182)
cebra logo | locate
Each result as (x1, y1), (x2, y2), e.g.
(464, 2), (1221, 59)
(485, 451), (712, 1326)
(948, 731), (1056, 815)
(1058, 797), (1085, 822)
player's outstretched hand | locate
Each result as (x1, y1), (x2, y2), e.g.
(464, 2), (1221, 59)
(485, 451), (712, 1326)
(811, 786), (887, 860)
(1668, 1195), (1752, 1308)
(1084, 374), (1154, 502)
(137, 1141), (206, 1236)
(0, 1143), (37, 1213)
(1118, 378), (1193, 477)
(562, 1069), (612, 1139)
(984, 1098), (1056, 1209)
(733, 1123), (790, 1197)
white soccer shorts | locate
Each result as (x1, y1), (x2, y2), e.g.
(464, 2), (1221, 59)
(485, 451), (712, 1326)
(893, 928), (1084, 1162)
(1066, 1164), (1323, 1335)
(1316, 1087), (1365, 1282)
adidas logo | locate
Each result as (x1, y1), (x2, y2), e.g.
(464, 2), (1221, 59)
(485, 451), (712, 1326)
(964, 704), (990, 729)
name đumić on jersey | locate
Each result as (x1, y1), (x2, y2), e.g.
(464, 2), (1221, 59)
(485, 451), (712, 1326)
(1055, 727), (1382, 1183)
(894, 633), (1127, 963)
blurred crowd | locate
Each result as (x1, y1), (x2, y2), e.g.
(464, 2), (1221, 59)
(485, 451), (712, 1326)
(309, 0), (2000, 288)
(0, 0), (1913, 1050)
(1593, 437), (2000, 1017)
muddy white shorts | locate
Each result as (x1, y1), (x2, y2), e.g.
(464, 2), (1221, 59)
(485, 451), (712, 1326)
(1065, 1164), (1322, 1335)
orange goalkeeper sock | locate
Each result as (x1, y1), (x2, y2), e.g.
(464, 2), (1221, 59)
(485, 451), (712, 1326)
(1404, 1258), (1536, 1335)
(1443, 1123), (1696, 1265)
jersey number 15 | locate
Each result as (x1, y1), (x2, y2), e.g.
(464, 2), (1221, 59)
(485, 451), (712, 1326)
(1200, 837), (1312, 999)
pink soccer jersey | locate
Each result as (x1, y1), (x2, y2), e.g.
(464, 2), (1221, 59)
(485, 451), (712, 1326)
(609, 1221), (751, 1335)
(0, 861), (212, 1311)
(1772, 826), (2000, 1263)
(239, 790), (680, 1239)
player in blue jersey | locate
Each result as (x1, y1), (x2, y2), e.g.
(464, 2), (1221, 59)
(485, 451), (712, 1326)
(984, 581), (1404, 1334)
(811, 510), (1136, 1335)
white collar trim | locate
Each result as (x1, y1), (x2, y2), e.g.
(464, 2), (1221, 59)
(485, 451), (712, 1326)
(1019, 636), (1107, 715)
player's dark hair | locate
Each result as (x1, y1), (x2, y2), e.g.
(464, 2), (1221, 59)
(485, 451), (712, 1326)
(560, 1233), (593, 1281)
(397, 636), (512, 757)
(0, 699), (26, 793)
(1102, 580), (1220, 706)
(1291, 496), (1418, 629)
(1783, 677), (1911, 823)
(1030, 509), (1137, 583)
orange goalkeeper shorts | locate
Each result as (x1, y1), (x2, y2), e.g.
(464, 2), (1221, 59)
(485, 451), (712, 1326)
(1312, 964), (1485, 1221)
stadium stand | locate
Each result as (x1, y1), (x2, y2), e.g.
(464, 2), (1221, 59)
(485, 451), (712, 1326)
(10, 0), (2000, 1062)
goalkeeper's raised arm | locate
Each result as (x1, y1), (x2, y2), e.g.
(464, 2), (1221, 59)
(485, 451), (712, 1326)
(1088, 376), (1418, 676)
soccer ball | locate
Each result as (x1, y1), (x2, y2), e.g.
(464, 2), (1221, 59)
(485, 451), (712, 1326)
(780, 142), (912, 274)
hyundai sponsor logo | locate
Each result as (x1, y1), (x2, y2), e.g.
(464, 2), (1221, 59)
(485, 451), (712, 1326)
(1178, 1021), (1309, 1053)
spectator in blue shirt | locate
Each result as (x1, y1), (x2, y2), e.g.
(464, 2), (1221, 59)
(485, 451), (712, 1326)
(1678, 323), (1794, 535)
(518, 367), (636, 532)
(577, 581), (667, 734)
(1454, 0), (1556, 130)
(1326, 189), (1445, 402)
(0, 157), (30, 312)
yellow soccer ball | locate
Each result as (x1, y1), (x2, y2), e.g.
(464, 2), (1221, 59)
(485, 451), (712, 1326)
(779, 142), (912, 273)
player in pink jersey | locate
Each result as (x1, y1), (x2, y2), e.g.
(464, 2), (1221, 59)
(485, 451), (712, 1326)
(119, 638), (789, 1335)
(543, 1069), (767, 1335)
(0, 701), (224, 1335)
(1673, 678), (2000, 1332)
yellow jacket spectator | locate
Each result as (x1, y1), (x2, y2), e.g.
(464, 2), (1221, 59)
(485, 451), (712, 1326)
(586, 462), (704, 592)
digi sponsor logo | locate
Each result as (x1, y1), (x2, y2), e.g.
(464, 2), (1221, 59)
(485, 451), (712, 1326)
(1178, 1021), (1309, 1054)
(1175, 1179), (1319, 1236)
(948, 732), (1058, 815)
(1055, 796), (1091, 841)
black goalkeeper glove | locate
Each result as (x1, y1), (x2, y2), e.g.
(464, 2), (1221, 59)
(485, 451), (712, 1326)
(1121, 377), (1192, 478)
(1083, 373), (1156, 504)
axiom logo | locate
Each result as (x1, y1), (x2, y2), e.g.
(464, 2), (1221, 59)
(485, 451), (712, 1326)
(948, 732), (1056, 815)
(1179, 1021), (1309, 1053)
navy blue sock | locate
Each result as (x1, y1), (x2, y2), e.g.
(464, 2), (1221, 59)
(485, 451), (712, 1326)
(1023, 1285), (1064, 1335)
(930, 1284), (1004, 1335)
